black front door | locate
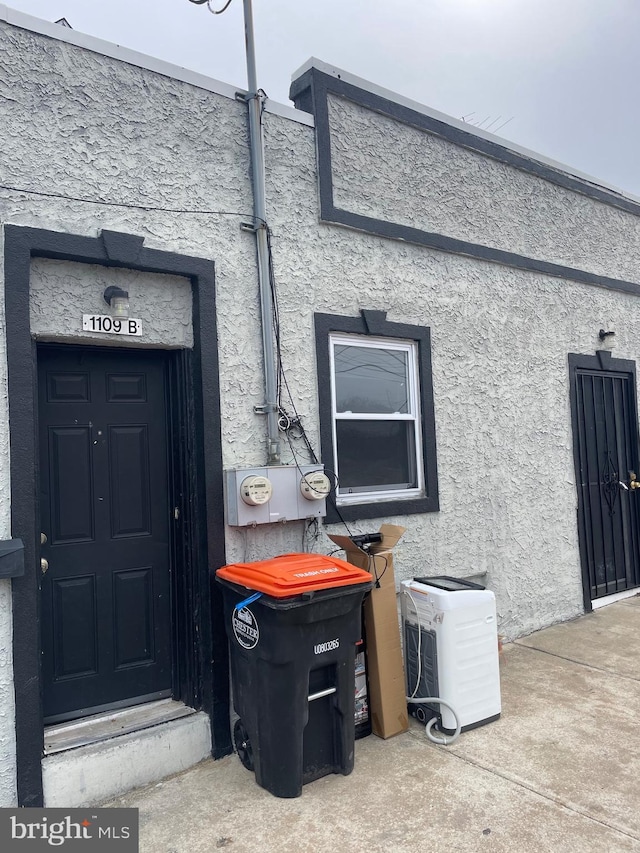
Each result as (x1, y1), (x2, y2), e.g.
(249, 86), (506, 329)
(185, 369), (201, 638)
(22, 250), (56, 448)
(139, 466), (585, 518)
(571, 356), (640, 605)
(39, 345), (173, 723)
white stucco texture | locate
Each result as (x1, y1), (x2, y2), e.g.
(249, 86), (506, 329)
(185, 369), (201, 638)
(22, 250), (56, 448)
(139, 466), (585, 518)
(328, 94), (640, 284)
(0, 579), (17, 806)
(260, 108), (640, 640)
(30, 260), (193, 348)
(0, 224), (16, 806)
(0, 21), (258, 804)
(5, 7), (640, 807)
(1, 18), (640, 676)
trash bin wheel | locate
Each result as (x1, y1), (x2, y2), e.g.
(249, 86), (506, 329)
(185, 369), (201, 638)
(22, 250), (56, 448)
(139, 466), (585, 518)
(233, 719), (254, 772)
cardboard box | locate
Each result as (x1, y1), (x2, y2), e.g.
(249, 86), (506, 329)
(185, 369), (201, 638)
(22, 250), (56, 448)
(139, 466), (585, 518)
(328, 525), (409, 739)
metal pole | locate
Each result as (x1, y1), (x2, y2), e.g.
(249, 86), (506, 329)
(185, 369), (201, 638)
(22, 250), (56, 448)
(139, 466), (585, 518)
(243, 0), (281, 464)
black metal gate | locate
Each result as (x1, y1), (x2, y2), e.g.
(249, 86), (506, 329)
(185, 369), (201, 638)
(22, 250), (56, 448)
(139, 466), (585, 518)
(570, 352), (640, 607)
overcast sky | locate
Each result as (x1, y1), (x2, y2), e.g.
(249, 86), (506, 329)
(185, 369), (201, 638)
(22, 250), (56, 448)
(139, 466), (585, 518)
(6, 0), (640, 196)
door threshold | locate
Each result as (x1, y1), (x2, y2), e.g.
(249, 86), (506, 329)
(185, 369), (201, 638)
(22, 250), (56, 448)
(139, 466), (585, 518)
(44, 699), (197, 755)
(591, 587), (640, 610)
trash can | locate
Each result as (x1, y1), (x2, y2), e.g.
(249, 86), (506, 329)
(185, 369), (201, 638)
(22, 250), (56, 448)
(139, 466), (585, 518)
(216, 553), (373, 798)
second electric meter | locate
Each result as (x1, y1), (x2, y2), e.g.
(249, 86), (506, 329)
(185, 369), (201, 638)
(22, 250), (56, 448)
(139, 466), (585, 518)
(300, 471), (331, 501)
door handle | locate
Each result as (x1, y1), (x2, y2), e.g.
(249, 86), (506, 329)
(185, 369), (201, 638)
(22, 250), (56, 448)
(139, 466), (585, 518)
(619, 481), (629, 491)
(40, 533), (49, 574)
(629, 472), (640, 490)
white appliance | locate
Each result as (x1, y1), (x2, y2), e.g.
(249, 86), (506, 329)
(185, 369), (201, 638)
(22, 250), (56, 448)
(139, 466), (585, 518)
(401, 577), (501, 732)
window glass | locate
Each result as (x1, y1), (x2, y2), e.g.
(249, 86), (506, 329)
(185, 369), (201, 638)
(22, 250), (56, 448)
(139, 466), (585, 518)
(330, 334), (422, 501)
(335, 421), (416, 492)
(334, 344), (409, 414)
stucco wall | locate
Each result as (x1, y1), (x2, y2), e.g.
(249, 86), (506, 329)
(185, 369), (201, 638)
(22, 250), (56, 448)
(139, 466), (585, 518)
(30, 260), (193, 348)
(3, 18), (640, 644)
(3, 16), (640, 804)
(0, 18), (268, 473)
(0, 218), (16, 804)
(0, 579), (15, 806)
(260, 102), (640, 641)
(328, 94), (640, 283)
(0, 19), (261, 804)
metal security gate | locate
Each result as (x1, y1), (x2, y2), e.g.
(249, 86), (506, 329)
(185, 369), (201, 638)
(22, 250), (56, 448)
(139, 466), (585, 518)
(570, 353), (640, 607)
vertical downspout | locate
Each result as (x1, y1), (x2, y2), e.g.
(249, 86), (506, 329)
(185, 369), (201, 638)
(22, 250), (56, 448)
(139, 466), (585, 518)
(242, 0), (281, 464)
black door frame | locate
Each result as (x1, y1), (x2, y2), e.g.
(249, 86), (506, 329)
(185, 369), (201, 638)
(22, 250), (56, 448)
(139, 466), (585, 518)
(569, 349), (640, 612)
(4, 225), (231, 806)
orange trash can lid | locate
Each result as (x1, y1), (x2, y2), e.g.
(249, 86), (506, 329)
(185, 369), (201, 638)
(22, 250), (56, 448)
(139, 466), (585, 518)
(216, 553), (372, 598)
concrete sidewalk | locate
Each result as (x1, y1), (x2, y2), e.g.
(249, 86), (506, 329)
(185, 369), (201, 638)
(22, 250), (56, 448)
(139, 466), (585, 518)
(106, 597), (640, 852)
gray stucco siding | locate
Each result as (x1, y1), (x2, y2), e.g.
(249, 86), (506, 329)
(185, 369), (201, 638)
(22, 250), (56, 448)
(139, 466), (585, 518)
(0, 225), (16, 806)
(0, 21), (263, 465)
(261, 111), (640, 641)
(328, 94), (640, 285)
(3, 14), (640, 806)
(30, 260), (193, 348)
(2, 19), (638, 654)
(0, 22), (261, 805)
(0, 581), (15, 807)
(0, 23), (250, 219)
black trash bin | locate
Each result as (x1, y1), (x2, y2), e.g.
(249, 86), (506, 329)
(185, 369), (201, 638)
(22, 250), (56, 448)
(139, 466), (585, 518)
(216, 553), (372, 798)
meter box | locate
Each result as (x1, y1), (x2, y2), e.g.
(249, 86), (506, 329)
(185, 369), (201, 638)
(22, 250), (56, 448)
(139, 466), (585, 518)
(225, 465), (331, 526)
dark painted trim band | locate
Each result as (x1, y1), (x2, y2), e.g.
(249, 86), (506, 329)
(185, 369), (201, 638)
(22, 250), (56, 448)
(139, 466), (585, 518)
(3, 225), (230, 806)
(290, 68), (640, 297)
(314, 310), (439, 524)
(329, 208), (640, 297)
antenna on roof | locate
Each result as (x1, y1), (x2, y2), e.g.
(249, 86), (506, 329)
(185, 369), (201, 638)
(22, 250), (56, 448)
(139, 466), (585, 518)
(461, 112), (515, 135)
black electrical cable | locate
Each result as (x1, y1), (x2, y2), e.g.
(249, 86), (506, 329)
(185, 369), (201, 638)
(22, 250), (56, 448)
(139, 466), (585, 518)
(4, 177), (351, 536)
(188, 0), (235, 13)
(303, 518), (321, 553)
(327, 495), (355, 538)
(265, 226), (354, 538)
(207, 0), (235, 12)
(266, 227), (314, 458)
(0, 182), (261, 221)
(369, 553), (388, 589)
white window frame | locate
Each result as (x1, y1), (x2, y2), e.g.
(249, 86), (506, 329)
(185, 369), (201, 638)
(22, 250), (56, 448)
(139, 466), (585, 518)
(329, 332), (424, 505)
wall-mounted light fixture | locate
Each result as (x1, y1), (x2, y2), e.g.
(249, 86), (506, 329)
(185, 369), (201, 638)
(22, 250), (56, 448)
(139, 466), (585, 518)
(598, 328), (616, 350)
(103, 286), (130, 319)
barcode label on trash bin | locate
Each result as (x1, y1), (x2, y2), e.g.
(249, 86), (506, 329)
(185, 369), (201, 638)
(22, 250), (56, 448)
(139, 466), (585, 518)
(232, 607), (260, 649)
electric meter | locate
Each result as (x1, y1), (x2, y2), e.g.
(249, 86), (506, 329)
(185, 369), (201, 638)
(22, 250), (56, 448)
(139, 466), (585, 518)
(300, 471), (331, 501)
(240, 475), (273, 506)
(225, 465), (328, 525)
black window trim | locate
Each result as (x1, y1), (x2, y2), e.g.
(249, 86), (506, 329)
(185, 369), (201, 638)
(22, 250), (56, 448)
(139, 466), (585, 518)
(315, 309), (439, 523)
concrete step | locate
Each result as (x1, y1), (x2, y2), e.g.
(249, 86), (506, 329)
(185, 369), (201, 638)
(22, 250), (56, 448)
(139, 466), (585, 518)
(42, 707), (211, 807)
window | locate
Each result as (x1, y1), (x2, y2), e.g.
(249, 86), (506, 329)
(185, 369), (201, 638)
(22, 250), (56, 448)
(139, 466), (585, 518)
(331, 336), (422, 499)
(315, 310), (439, 522)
